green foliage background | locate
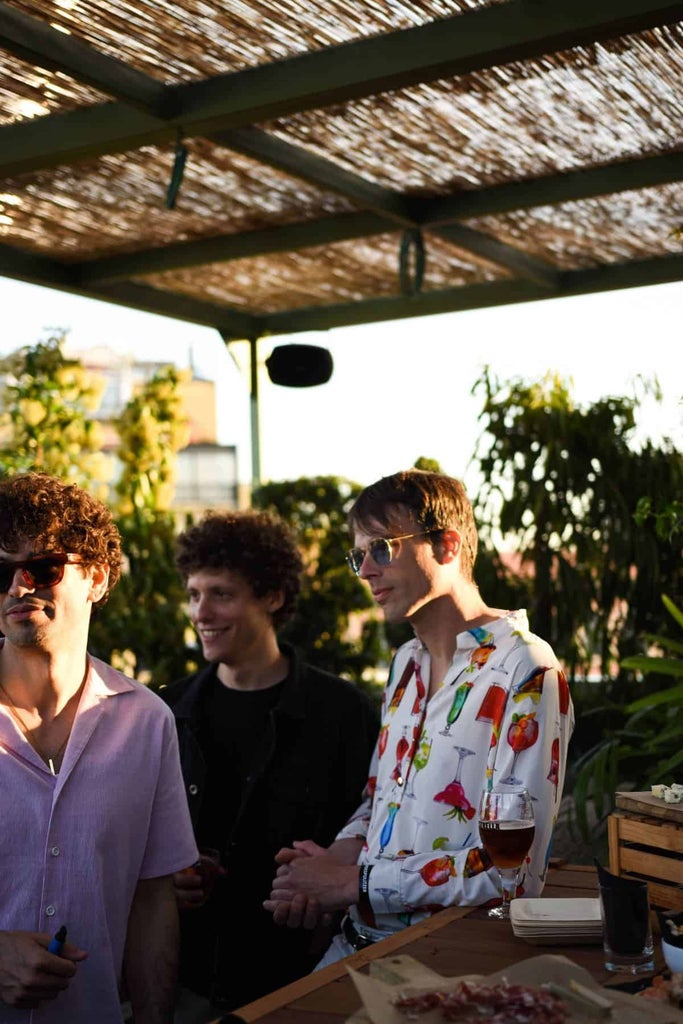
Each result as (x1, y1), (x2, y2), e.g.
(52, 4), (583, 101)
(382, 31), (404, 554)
(469, 368), (682, 857)
(252, 476), (387, 702)
(1, 337), (681, 859)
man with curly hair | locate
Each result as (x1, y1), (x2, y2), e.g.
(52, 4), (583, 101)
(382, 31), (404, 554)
(161, 509), (378, 1021)
(0, 472), (198, 1024)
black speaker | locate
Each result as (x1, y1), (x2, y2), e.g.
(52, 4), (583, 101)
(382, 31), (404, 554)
(265, 344), (333, 387)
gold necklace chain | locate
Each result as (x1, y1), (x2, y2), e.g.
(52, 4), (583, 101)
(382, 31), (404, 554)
(0, 680), (71, 776)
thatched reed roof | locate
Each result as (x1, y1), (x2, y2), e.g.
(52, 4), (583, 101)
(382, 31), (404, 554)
(1, 0), (682, 342)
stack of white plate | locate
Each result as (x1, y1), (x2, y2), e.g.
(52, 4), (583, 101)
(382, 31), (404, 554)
(511, 898), (603, 945)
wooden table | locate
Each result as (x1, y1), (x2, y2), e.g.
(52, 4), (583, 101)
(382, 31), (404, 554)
(227, 863), (665, 1024)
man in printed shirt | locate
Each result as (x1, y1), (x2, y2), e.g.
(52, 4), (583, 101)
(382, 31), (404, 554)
(265, 469), (574, 963)
(0, 473), (198, 1023)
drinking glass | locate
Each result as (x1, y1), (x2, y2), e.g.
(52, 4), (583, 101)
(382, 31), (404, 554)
(478, 786), (535, 920)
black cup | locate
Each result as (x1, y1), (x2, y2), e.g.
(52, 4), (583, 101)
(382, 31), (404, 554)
(595, 861), (654, 974)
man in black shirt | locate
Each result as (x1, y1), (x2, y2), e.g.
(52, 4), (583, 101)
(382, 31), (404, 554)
(161, 510), (379, 1022)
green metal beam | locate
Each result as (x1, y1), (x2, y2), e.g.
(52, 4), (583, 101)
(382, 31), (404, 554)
(0, 2), (172, 115)
(177, 0), (683, 131)
(1, 0), (681, 176)
(258, 253), (683, 334)
(90, 282), (261, 338)
(1, 238), (681, 339)
(212, 128), (415, 226)
(0, 242), (260, 339)
(416, 151), (683, 222)
(75, 212), (391, 284)
(0, 243), (75, 285)
(432, 224), (559, 288)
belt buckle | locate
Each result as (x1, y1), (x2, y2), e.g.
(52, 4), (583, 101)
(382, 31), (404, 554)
(345, 916), (374, 951)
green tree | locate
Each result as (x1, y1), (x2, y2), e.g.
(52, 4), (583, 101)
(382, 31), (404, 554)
(0, 331), (112, 490)
(471, 367), (681, 680)
(89, 367), (196, 687)
(0, 336), (196, 688)
(471, 367), (682, 856)
(569, 501), (683, 848)
(253, 476), (386, 699)
(114, 365), (191, 514)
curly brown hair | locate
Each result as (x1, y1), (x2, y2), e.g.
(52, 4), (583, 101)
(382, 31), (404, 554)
(175, 510), (303, 629)
(0, 472), (122, 606)
(348, 469), (478, 582)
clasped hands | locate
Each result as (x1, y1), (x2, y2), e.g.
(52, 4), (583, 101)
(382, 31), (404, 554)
(263, 839), (360, 930)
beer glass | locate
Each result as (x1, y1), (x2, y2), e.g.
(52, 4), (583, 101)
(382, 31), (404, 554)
(478, 786), (535, 920)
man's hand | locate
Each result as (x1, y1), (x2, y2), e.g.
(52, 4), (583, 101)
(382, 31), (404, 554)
(0, 930), (87, 1009)
(273, 839), (327, 867)
(264, 840), (359, 928)
(173, 852), (225, 911)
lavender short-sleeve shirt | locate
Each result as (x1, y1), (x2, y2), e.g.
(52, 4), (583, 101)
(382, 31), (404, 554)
(0, 653), (199, 1023)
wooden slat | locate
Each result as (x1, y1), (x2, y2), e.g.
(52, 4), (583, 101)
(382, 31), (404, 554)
(618, 816), (683, 855)
(646, 881), (683, 912)
(616, 791), (683, 824)
(607, 811), (683, 911)
(608, 815), (621, 876)
(619, 847), (683, 885)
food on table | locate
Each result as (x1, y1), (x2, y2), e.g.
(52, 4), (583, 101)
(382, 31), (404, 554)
(651, 782), (683, 803)
(393, 978), (568, 1022)
(639, 972), (683, 1005)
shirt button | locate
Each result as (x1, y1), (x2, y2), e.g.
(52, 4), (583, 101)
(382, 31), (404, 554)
(46, 905), (56, 917)
(189, 784), (198, 795)
(50, 846), (60, 857)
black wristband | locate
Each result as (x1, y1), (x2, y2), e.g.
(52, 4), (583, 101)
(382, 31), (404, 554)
(358, 863), (373, 912)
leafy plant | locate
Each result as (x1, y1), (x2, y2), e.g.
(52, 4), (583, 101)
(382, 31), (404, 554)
(570, 595), (683, 852)
(89, 367), (195, 686)
(253, 475), (386, 700)
(0, 331), (112, 491)
(471, 367), (681, 679)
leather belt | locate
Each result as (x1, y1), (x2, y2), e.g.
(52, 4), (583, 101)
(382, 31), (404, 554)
(342, 915), (375, 951)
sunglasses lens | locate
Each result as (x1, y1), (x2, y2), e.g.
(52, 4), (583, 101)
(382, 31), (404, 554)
(28, 559), (66, 587)
(0, 557), (67, 592)
(369, 539), (392, 566)
(347, 539), (395, 574)
(347, 549), (364, 575)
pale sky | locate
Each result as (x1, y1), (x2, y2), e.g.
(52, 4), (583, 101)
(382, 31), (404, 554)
(2, 276), (681, 490)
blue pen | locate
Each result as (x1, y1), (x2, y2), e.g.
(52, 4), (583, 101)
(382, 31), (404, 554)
(48, 925), (67, 955)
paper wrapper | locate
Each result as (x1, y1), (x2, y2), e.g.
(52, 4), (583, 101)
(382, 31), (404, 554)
(346, 953), (683, 1024)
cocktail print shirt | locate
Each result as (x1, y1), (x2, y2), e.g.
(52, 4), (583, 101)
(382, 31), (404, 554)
(336, 609), (574, 938)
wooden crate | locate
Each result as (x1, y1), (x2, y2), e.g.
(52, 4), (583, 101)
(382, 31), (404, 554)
(607, 791), (683, 911)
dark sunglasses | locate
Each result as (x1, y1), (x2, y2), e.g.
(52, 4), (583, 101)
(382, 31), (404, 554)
(346, 531), (436, 576)
(0, 553), (82, 593)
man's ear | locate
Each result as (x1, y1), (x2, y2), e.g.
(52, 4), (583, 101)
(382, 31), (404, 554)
(439, 529), (462, 563)
(264, 590), (285, 615)
(88, 563), (110, 603)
